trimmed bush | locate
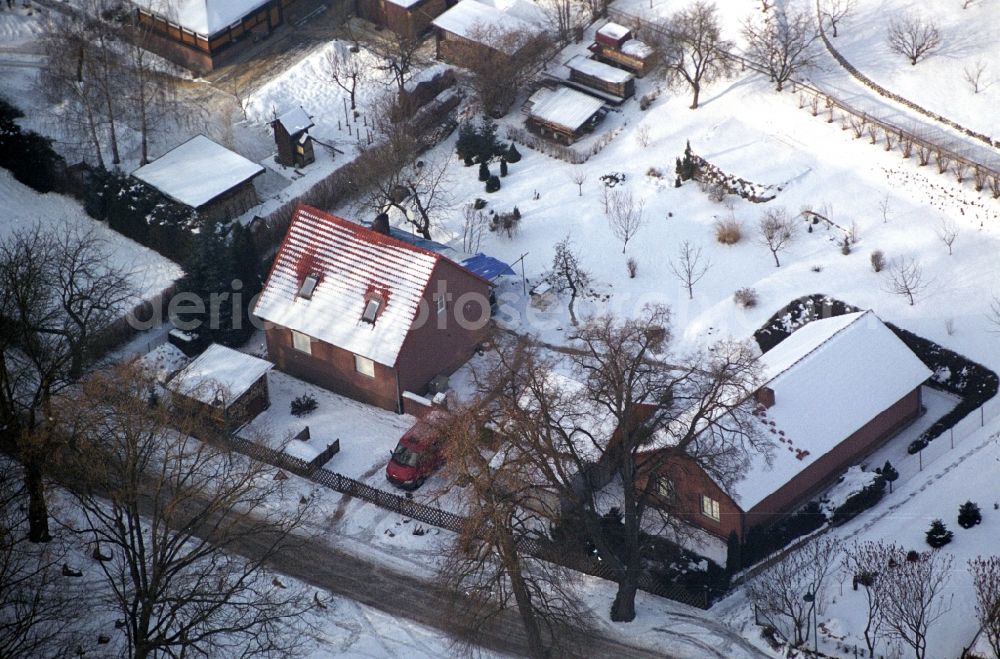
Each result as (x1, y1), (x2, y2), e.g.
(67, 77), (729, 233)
(478, 161), (490, 182)
(485, 175), (501, 193)
(0, 96), (68, 194)
(925, 519), (953, 548)
(830, 475), (886, 526)
(505, 142), (522, 163)
(871, 250), (886, 272)
(741, 501), (826, 568)
(958, 501), (982, 529)
(290, 393), (318, 417)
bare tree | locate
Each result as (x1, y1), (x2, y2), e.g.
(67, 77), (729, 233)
(635, 124), (651, 148)
(937, 218), (959, 255)
(988, 295), (1000, 334)
(746, 538), (839, 647)
(538, 0), (573, 43)
(820, 0), (856, 38)
(970, 556), (1000, 659)
(461, 203), (488, 253)
(653, 1), (735, 109)
(439, 403), (587, 659)
(63, 363), (312, 659)
(550, 237), (590, 325)
(756, 207), (797, 267)
(0, 462), (77, 657)
(669, 240), (711, 299)
(878, 547), (953, 659)
(463, 25), (552, 117)
(121, 21), (177, 166)
(0, 227), (133, 543)
(842, 540), (890, 657)
(319, 42), (369, 111)
(570, 171), (586, 196)
(887, 14), (942, 66)
(742, 7), (820, 92)
(886, 257), (927, 305)
(582, 0), (610, 23)
(964, 59), (987, 94)
(370, 32), (422, 94)
(607, 188), (645, 253)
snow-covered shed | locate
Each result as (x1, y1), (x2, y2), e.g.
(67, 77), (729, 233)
(271, 106), (315, 168)
(565, 54), (635, 99)
(168, 343), (274, 429)
(129, 0), (338, 73)
(131, 135), (264, 222)
(525, 86), (606, 144)
(432, 0), (545, 64)
(639, 310), (931, 543)
(589, 21), (656, 77)
(253, 204), (492, 413)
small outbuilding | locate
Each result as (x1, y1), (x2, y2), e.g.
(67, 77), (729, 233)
(524, 86), (606, 144)
(271, 106), (315, 168)
(357, 0), (448, 39)
(131, 135), (264, 223)
(432, 0), (545, 65)
(589, 21), (655, 77)
(565, 54), (635, 100)
(168, 343), (274, 430)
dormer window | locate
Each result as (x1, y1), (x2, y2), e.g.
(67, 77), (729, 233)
(298, 273), (319, 300)
(362, 297), (382, 324)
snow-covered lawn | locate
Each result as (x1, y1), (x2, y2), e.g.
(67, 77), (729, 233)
(0, 169), (182, 303)
(825, 0), (1000, 143)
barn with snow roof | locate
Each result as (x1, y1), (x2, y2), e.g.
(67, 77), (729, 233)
(253, 204), (492, 412)
(637, 310), (931, 542)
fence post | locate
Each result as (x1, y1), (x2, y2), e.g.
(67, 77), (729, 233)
(919, 450), (923, 471)
(950, 427), (954, 449)
(982, 405), (985, 427)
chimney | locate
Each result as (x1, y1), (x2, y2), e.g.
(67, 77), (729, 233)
(372, 213), (391, 235)
(756, 386), (775, 409)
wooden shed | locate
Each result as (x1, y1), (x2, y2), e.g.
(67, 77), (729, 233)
(588, 22), (656, 77)
(565, 54), (635, 100)
(272, 106), (315, 168)
(168, 343), (274, 431)
(357, 0), (448, 39)
(131, 135), (264, 223)
(524, 86), (606, 144)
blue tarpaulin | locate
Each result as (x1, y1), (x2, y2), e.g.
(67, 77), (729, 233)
(461, 253), (516, 280)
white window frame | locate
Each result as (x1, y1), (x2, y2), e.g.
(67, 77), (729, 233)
(700, 495), (721, 522)
(436, 294), (447, 315)
(656, 476), (675, 501)
(354, 354), (375, 378)
(291, 330), (311, 355)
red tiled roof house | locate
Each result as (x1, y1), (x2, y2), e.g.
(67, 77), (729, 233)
(253, 205), (492, 412)
(637, 310), (931, 542)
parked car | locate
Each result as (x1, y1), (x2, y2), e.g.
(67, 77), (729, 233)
(385, 412), (448, 490)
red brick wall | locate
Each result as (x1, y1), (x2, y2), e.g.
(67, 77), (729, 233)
(396, 259), (491, 395)
(264, 326), (401, 411)
(639, 454), (745, 541)
(747, 386), (922, 528)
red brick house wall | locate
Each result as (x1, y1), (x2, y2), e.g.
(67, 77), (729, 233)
(642, 386), (922, 541)
(638, 454), (744, 541)
(747, 386), (922, 528)
(263, 259), (490, 413)
(265, 326), (401, 411)
(395, 258), (491, 395)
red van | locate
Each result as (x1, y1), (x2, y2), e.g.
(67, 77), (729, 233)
(385, 412), (448, 490)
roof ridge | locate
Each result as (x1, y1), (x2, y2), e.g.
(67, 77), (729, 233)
(297, 205), (443, 262)
(763, 310), (870, 386)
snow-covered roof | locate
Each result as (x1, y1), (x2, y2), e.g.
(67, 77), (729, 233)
(597, 22), (631, 42)
(276, 106), (313, 136)
(253, 205), (442, 367)
(169, 343), (273, 406)
(131, 0), (271, 36)
(566, 55), (633, 84)
(527, 87), (605, 132)
(432, 0), (542, 52)
(131, 135), (264, 209)
(621, 39), (653, 59)
(385, 0), (425, 9)
(733, 311), (932, 509)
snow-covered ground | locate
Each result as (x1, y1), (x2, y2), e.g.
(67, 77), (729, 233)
(0, 169), (182, 303)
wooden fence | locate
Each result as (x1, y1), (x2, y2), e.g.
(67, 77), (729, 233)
(604, 7), (1000, 201)
(223, 433), (710, 609)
